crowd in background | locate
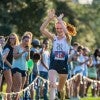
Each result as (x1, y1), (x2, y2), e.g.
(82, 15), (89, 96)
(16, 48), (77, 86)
(0, 32), (100, 100)
(0, 10), (100, 100)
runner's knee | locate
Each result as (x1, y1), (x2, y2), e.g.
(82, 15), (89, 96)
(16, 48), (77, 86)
(49, 81), (57, 88)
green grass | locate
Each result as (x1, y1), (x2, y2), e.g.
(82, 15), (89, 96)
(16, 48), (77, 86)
(81, 97), (100, 100)
(65, 86), (100, 100)
(80, 87), (100, 100)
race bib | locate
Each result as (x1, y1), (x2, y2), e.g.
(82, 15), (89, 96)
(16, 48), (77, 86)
(54, 51), (65, 60)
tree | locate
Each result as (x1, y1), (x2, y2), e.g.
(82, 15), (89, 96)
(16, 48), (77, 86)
(0, 0), (99, 48)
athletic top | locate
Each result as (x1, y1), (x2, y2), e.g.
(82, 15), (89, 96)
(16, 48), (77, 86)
(49, 36), (70, 72)
(52, 36), (70, 60)
(12, 45), (28, 71)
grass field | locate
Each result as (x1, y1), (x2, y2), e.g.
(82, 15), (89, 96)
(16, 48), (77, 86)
(81, 97), (100, 100)
(80, 87), (100, 100)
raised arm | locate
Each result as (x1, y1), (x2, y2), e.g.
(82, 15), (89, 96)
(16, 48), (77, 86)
(57, 14), (71, 41)
(40, 9), (55, 41)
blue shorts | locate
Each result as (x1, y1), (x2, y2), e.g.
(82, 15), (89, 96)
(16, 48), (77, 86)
(12, 68), (27, 77)
(0, 67), (3, 71)
(73, 66), (83, 75)
(40, 71), (48, 80)
(29, 73), (37, 84)
(3, 63), (11, 70)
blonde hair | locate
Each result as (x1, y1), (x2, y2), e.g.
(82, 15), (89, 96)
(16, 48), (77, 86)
(55, 21), (77, 36)
(55, 21), (66, 28)
(6, 33), (19, 46)
(21, 35), (31, 48)
(24, 31), (33, 41)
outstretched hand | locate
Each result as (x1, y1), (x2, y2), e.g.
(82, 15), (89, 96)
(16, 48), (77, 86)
(48, 9), (56, 20)
(56, 13), (64, 21)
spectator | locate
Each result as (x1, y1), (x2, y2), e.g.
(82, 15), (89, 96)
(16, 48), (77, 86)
(3, 33), (19, 100)
(29, 39), (41, 100)
(12, 35), (30, 100)
(39, 38), (50, 100)
(0, 36), (5, 91)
